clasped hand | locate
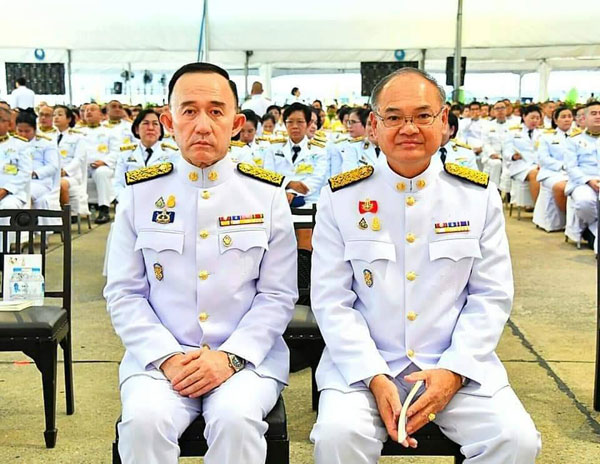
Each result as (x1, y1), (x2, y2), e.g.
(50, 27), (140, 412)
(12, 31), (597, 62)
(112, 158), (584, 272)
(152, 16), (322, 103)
(160, 348), (234, 398)
(370, 369), (462, 448)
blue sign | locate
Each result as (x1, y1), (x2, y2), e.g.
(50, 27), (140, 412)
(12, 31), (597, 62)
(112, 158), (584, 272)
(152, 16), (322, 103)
(394, 49), (406, 61)
(34, 49), (46, 61)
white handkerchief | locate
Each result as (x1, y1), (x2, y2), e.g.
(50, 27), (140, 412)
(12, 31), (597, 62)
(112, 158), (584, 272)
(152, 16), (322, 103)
(397, 380), (424, 443)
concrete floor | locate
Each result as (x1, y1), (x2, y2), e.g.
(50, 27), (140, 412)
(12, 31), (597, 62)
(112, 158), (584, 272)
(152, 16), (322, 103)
(0, 208), (599, 463)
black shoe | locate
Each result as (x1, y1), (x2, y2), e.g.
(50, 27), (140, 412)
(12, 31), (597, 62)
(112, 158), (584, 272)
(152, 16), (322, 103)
(95, 207), (111, 224)
(71, 216), (79, 225)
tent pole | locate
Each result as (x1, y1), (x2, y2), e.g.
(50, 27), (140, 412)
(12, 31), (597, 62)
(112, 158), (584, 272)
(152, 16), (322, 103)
(244, 51), (253, 100)
(67, 49), (73, 105)
(420, 49), (427, 71)
(197, 0), (208, 62)
(518, 72), (524, 101)
(538, 59), (550, 102)
(453, 0), (464, 102)
(128, 62), (133, 105)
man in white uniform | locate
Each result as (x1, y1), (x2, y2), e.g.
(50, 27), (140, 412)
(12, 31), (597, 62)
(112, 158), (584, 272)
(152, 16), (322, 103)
(104, 62), (297, 464)
(10, 77), (35, 110)
(309, 68), (540, 464)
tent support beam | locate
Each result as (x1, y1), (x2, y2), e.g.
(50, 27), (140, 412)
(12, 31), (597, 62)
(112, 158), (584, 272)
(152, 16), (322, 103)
(420, 49), (427, 71)
(67, 49), (73, 105)
(453, 0), (464, 101)
(244, 50), (253, 100)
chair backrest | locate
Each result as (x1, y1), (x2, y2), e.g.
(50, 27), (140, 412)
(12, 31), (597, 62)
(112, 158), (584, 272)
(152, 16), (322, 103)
(297, 248), (312, 306)
(0, 207), (71, 317)
(291, 204), (317, 231)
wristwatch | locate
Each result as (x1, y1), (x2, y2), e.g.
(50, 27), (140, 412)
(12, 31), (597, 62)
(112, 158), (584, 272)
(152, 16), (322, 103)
(223, 352), (246, 373)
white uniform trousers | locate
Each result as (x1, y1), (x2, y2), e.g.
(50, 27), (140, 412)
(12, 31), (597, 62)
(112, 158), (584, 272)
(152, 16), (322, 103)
(311, 365), (540, 464)
(118, 369), (282, 464)
(570, 184), (598, 231)
(483, 158), (502, 188)
(0, 195), (26, 249)
(90, 165), (115, 207)
(30, 181), (51, 208)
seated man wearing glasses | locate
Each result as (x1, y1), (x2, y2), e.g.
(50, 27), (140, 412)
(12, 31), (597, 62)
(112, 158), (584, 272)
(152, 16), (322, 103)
(309, 68), (541, 464)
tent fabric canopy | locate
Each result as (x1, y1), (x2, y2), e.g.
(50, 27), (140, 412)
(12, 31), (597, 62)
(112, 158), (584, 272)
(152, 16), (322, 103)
(3, 0), (600, 72)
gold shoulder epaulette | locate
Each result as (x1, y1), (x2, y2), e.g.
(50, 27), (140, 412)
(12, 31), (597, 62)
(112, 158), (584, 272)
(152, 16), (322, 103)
(314, 134), (328, 143)
(309, 139), (326, 149)
(509, 124), (522, 131)
(120, 143), (137, 152)
(334, 137), (349, 144)
(39, 127), (56, 133)
(544, 128), (556, 134)
(315, 130), (327, 139)
(444, 162), (489, 188)
(68, 128), (83, 135)
(161, 142), (179, 151)
(255, 136), (268, 142)
(237, 162), (284, 187)
(12, 134), (28, 142)
(329, 165), (374, 192)
(570, 128), (583, 137)
(230, 140), (246, 148)
(349, 135), (366, 143)
(270, 137), (287, 144)
(36, 133), (52, 141)
(451, 139), (472, 150)
(125, 162), (173, 186)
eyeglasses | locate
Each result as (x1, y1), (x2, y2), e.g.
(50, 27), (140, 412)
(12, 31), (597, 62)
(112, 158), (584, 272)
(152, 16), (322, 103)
(373, 107), (444, 129)
(285, 119), (307, 126)
(346, 119), (361, 126)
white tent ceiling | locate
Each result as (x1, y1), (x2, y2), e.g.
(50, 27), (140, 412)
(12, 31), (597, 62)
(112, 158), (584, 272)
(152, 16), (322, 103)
(2, 0), (600, 73)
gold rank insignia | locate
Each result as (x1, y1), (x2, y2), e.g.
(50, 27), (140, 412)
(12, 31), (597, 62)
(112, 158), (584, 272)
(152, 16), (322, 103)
(253, 158), (263, 167)
(435, 221), (470, 234)
(167, 195), (176, 208)
(12, 134), (28, 142)
(120, 144), (137, 151)
(4, 164), (18, 175)
(329, 165), (374, 192)
(97, 143), (109, 153)
(153, 263), (164, 281)
(36, 133), (52, 141)
(371, 217), (381, 231)
(161, 142), (179, 151)
(308, 139), (326, 149)
(60, 149), (68, 157)
(363, 269), (373, 287)
(222, 235), (232, 247)
(358, 217), (368, 230)
(237, 163), (284, 187)
(443, 163), (489, 188)
(125, 162), (173, 185)
(295, 164), (314, 174)
(155, 196), (166, 208)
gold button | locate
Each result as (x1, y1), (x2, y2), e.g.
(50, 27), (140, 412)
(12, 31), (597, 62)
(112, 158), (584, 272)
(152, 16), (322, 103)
(202, 190), (210, 200)
(396, 182), (406, 192)
(407, 311), (417, 321)
(198, 312), (209, 322)
(202, 343), (210, 349)
(406, 233), (416, 243)
(199, 230), (209, 239)
(416, 179), (426, 189)
(406, 196), (415, 206)
(406, 271), (417, 281)
(208, 171), (218, 181)
(189, 171), (198, 182)
(407, 349), (415, 358)
(198, 270), (209, 280)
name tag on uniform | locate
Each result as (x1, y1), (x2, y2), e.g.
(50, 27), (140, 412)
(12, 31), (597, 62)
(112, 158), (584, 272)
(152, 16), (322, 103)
(3, 164), (18, 175)
(274, 152), (285, 157)
(126, 156), (137, 162)
(97, 143), (109, 153)
(295, 164), (314, 174)
(434, 221), (470, 234)
(60, 149), (68, 157)
(219, 214), (264, 226)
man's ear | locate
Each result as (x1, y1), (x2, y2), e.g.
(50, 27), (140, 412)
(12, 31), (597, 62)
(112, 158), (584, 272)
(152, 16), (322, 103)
(369, 111), (379, 137)
(231, 113), (246, 138)
(160, 110), (173, 133)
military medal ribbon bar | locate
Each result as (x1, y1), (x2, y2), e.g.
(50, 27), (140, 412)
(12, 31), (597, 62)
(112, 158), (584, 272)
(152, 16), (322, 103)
(219, 213), (264, 227)
(434, 221), (470, 234)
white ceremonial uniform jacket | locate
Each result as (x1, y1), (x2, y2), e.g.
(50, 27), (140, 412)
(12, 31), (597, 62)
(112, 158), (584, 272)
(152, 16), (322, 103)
(57, 129), (87, 184)
(113, 141), (180, 200)
(27, 134), (59, 191)
(327, 137), (349, 178)
(264, 136), (328, 204)
(103, 119), (134, 145)
(536, 128), (572, 182)
(0, 135), (32, 204)
(502, 125), (541, 179)
(433, 140), (478, 171)
(461, 118), (485, 148)
(340, 137), (380, 172)
(482, 119), (511, 164)
(564, 130), (600, 195)
(80, 125), (119, 169)
(38, 126), (59, 144)
(311, 155), (513, 397)
(104, 155), (298, 387)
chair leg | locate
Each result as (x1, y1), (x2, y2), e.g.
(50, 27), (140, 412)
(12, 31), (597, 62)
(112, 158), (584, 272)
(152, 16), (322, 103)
(311, 365), (319, 411)
(28, 343), (59, 448)
(517, 206), (522, 220)
(266, 439), (289, 464)
(60, 333), (75, 415)
(87, 214), (92, 230)
(509, 203), (513, 217)
(112, 441), (122, 464)
(77, 215), (82, 235)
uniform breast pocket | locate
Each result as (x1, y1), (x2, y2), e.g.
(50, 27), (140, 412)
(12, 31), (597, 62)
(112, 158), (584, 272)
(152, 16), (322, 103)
(429, 237), (481, 262)
(429, 237), (481, 293)
(134, 229), (185, 267)
(219, 229), (269, 280)
(344, 240), (396, 284)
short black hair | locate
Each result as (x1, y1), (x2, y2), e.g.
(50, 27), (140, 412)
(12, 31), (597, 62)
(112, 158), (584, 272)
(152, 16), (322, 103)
(131, 109), (164, 140)
(167, 62), (239, 108)
(266, 104), (281, 115)
(469, 101), (481, 109)
(450, 103), (462, 112)
(448, 112), (459, 138)
(585, 100), (600, 110)
(551, 106), (572, 129)
(349, 107), (370, 127)
(521, 104), (542, 120)
(241, 109), (260, 129)
(261, 113), (276, 126)
(16, 77), (26, 86)
(16, 108), (36, 128)
(283, 103), (311, 124)
(54, 105), (76, 128)
(310, 107), (322, 129)
(337, 105), (352, 123)
(291, 87), (299, 96)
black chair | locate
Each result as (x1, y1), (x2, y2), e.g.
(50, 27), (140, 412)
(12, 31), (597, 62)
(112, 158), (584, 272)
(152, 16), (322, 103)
(112, 395), (289, 463)
(382, 423), (464, 462)
(0, 207), (74, 448)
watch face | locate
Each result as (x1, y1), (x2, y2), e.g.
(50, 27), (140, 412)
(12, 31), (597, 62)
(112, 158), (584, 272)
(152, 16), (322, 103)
(230, 354), (245, 371)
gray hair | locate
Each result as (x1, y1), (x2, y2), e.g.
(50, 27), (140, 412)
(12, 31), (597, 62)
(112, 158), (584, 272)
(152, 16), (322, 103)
(369, 67), (446, 111)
